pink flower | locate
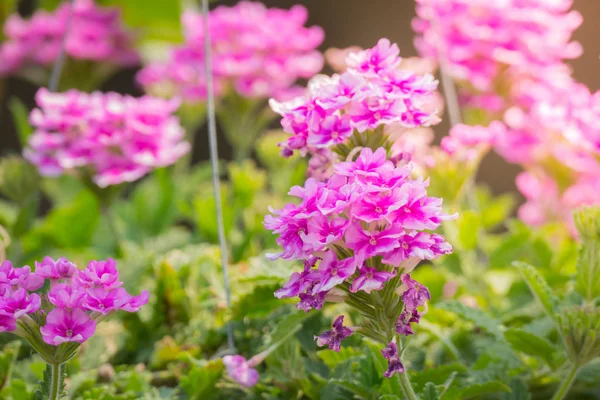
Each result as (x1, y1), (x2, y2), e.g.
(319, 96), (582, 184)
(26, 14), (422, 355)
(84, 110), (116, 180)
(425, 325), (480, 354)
(76, 259), (122, 289)
(0, 261), (43, 291)
(0, 288), (41, 319)
(223, 355), (259, 388)
(0, 0), (137, 77)
(314, 315), (353, 352)
(138, 2), (323, 102)
(350, 266), (396, 294)
(271, 39), (441, 157)
(346, 38), (401, 77)
(0, 315), (16, 333)
(312, 252), (357, 294)
(25, 89), (189, 188)
(35, 257), (77, 280)
(40, 308), (96, 346)
(401, 274), (431, 311)
(83, 287), (131, 314)
(48, 283), (86, 309)
(396, 309), (421, 336)
(345, 223), (404, 261)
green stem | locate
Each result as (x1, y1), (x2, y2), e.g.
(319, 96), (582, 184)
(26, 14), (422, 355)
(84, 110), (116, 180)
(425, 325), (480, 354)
(396, 337), (418, 400)
(102, 207), (123, 257)
(551, 364), (580, 400)
(48, 363), (64, 400)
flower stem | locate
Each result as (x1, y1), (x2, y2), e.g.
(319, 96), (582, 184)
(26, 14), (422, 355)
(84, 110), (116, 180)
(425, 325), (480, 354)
(551, 364), (580, 400)
(396, 337), (418, 400)
(102, 207), (123, 257)
(48, 363), (64, 400)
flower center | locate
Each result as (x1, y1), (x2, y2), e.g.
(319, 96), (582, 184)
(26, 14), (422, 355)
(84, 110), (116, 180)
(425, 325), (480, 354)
(66, 329), (73, 338)
(369, 238), (377, 246)
(375, 206), (383, 213)
(403, 206), (411, 213)
(366, 272), (374, 280)
(402, 242), (409, 249)
(99, 304), (105, 310)
(373, 112), (382, 120)
(331, 131), (339, 139)
(331, 268), (338, 276)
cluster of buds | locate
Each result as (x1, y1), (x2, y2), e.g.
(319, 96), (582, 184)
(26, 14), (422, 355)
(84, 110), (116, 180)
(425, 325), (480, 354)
(0, 257), (147, 364)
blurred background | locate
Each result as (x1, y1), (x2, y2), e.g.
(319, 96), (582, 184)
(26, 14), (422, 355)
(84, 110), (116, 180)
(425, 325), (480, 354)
(1, 0), (599, 195)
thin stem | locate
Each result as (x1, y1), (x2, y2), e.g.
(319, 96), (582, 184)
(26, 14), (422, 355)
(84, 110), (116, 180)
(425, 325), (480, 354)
(201, 0), (234, 353)
(102, 207), (123, 257)
(48, 363), (64, 400)
(396, 336), (418, 400)
(48, 0), (75, 91)
(551, 364), (580, 400)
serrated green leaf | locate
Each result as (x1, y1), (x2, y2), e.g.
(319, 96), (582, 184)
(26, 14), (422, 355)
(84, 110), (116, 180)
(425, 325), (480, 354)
(318, 347), (363, 371)
(504, 328), (558, 366)
(179, 359), (223, 400)
(410, 363), (467, 393)
(422, 382), (440, 400)
(513, 262), (558, 319)
(437, 301), (503, 339)
(460, 381), (510, 399)
(330, 378), (379, 400)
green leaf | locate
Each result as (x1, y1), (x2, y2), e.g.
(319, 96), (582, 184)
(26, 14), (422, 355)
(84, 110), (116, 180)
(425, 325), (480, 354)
(179, 359), (224, 400)
(437, 301), (503, 339)
(457, 210), (481, 250)
(24, 190), (100, 250)
(422, 382), (440, 400)
(34, 364), (66, 400)
(410, 364), (467, 393)
(8, 98), (33, 147)
(131, 168), (176, 237)
(504, 328), (558, 366)
(0, 341), (21, 394)
(318, 347), (363, 371)
(330, 378), (379, 400)
(103, 0), (182, 42)
(499, 378), (531, 400)
(513, 262), (558, 319)
(459, 381), (510, 399)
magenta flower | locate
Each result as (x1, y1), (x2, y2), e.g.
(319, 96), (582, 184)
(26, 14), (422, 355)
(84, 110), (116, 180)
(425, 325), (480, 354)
(274, 258), (319, 299)
(0, 315), (16, 333)
(350, 266), (396, 294)
(35, 256), (77, 280)
(270, 39), (440, 157)
(40, 308), (96, 346)
(401, 274), (431, 311)
(0, 0), (138, 77)
(396, 309), (421, 337)
(222, 355), (259, 388)
(345, 223), (404, 261)
(24, 89), (189, 188)
(314, 316), (353, 352)
(76, 259), (122, 290)
(0, 288), (41, 319)
(120, 291), (150, 313)
(312, 253), (357, 294)
(138, 2), (323, 103)
(48, 283), (86, 309)
(381, 342), (405, 377)
(83, 288), (131, 314)
(0, 261), (43, 291)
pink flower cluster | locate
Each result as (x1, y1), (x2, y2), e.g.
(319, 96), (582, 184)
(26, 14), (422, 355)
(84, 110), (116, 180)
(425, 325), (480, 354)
(24, 88), (189, 188)
(137, 1), (324, 103)
(270, 39), (441, 157)
(413, 0), (583, 91)
(0, 0), (138, 77)
(265, 148), (453, 320)
(0, 258), (147, 347)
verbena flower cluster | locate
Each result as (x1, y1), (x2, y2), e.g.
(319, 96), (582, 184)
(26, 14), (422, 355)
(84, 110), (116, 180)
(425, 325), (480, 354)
(269, 39), (441, 157)
(0, 0), (138, 77)
(0, 258), (147, 348)
(137, 1), (324, 103)
(265, 147), (454, 358)
(24, 88), (189, 188)
(413, 0), (583, 92)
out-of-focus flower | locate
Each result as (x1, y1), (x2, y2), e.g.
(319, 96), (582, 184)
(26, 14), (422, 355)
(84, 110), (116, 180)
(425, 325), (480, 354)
(270, 39), (441, 157)
(381, 342), (405, 377)
(137, 1), (324, 103)
(413, 0), (582, 91)
(314, 315), (353, 351)
(222, 355), (259, 388)
(24, 88), (189, 188)
(0, 0), (138, 77)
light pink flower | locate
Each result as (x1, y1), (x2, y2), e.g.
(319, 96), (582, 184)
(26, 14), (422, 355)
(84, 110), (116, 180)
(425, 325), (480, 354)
(41, 308), (96, 346)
